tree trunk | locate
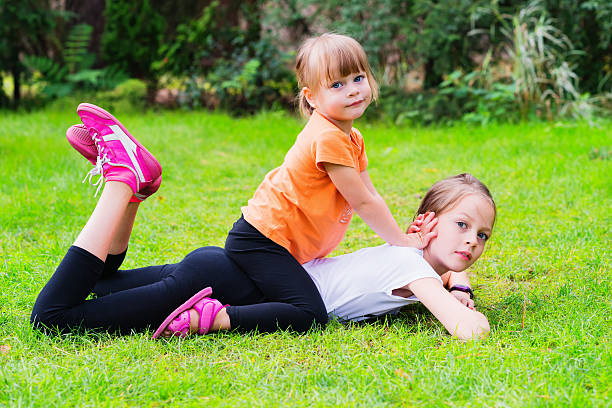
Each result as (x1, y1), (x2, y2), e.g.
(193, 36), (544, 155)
(11, 64), (20, 109)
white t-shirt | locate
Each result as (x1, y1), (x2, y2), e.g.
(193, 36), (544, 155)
(302, 244), (443, 322)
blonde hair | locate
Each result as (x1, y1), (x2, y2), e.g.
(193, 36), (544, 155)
(416, 173), (496, 223)
(295, 33), (379, 118)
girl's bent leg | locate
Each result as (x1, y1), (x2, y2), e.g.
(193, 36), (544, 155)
(224, 216), (328, 333)
(89, 202), (136, 280)
(31, 181), (131, 332)
(31, 246), (105, 331)
(32, 246), (264, 334)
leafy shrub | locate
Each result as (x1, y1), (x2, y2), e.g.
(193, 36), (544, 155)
(101, 0), (165, 101)
(45, 79), (148, 113)
(153, 1), (218, 78)
(542, 0), (612, 94)
(97, 79), (148, 111)
(22, 24), (127, 99)
(0, 0), (67, 107)
(203, 36), (296, 114)
(365, 87), (460, 126)
(155, 2), (296, 114)
(491, 1), (610, 122)
(439, 70), (517, 125)
(373, 1), (611, 125)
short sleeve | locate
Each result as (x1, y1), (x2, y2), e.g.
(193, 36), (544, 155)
(314, 129), (359, 172)
(393, 248), (443, 286)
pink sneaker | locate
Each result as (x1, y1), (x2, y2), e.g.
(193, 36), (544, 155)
(77, 103), (162, 201)
(67, 124), (159, 202)
(152, 287), (227, 339)
(66, 124), (97, 165)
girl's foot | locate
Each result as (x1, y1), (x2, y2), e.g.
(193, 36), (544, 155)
(152, 287), (227, 339)
(67, 124), (156, 203)
(76, 103), (162, 201)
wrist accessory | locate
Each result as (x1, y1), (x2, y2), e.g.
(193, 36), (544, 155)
(449, 284), (474, 299)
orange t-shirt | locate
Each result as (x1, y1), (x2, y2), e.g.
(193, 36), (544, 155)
(242, 110), (368, 264)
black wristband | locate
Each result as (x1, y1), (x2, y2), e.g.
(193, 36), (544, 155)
(449, 284), (474, 299)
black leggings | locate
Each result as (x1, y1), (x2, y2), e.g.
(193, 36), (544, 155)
(224, 216), (328, 332)
(31, 245), (266, 335)
(31, 219), (327, 334)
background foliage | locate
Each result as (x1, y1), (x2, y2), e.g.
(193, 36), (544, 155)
(1, 0), (611, 123)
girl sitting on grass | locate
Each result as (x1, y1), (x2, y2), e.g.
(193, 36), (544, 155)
(30, 103), (493, 339)
(220, 32), (436, 334)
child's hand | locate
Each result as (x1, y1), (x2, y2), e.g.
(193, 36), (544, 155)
(451, 290), (475, 310)
(407, 213), (426, 233)
(405, 211), (438, 249)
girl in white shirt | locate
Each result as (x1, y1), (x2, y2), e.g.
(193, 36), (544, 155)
(32, 173), (493, 341)
(304, 172), (495, 340)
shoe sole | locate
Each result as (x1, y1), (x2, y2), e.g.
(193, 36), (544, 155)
(77, 103), (162, 182)
(66, 124), (97, 164)
(151, 286), (213, 339)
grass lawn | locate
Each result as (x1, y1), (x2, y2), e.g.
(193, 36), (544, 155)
(0, 106), (611, 407)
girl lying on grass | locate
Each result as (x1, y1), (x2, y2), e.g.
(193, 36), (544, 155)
(30, 105), (493, 340)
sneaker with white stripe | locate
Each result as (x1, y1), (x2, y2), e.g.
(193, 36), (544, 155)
(76, 103), (162, 200)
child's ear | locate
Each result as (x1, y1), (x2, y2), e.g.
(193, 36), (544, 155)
(302, 87), (316, 109)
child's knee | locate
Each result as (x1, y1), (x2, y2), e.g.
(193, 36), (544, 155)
(30, 305), (54, 333)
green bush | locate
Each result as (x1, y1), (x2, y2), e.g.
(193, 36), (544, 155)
(542, 0), (612, 93)
(203, 36), (296, 114)
(0, 0), (65, 108)
(22, 24), (127, 100)
(45, 79), (148, 113)
(101, 0), (165, 101)
(155, 2), (296, 114)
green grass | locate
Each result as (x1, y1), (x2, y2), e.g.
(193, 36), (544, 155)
(1, 106), (611, 407)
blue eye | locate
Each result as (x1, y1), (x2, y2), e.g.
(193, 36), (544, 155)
(457, 221), (467, 229)
(354, 75), (364, 82)
(331, 82), (342, 89)
(477, 232), (489, 241)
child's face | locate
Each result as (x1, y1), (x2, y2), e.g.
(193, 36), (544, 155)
(423, 194), (495, 274)
(306, 71), (372, 130)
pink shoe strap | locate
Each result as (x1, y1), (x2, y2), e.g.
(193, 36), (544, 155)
(194, 299), (228, 335)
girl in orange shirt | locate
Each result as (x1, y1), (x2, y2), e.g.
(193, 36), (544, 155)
(162, 33), (435, 334)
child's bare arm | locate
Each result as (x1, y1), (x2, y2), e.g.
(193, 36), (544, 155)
(447, 271), (475, 309)
(408, 277), (490, 341)
(359, 169), (379, 196)
(324, 163), (436, 248)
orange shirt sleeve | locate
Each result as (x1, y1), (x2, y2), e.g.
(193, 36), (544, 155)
(314, 128), (367, 172)
(313, 129), (357, 171)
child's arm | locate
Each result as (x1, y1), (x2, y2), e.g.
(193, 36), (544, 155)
(448, 271), (475, 309)
(408, 277), (490, 341)
(324, 164), (434, 248)
(440, 271), (475, 309)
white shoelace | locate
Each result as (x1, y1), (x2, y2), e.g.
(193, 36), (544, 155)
(81, 129), (140, 196)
